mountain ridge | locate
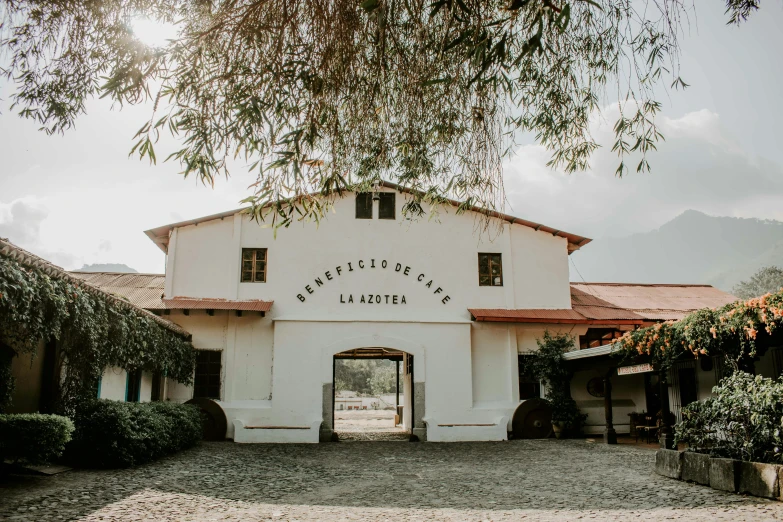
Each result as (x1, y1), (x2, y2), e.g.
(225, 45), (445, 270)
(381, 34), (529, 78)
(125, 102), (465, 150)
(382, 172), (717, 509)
(570, 210), (783, 292)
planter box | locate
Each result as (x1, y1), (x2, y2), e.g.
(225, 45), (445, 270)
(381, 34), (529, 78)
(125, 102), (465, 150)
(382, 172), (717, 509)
(739, 461), (780, 499)
(655, 449), (683, 480)
(682, 452), (710, 485)
(710, 458), (740, 492)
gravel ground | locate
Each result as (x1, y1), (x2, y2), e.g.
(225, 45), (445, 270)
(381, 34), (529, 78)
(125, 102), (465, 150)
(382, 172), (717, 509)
(2, 440), (783, 521)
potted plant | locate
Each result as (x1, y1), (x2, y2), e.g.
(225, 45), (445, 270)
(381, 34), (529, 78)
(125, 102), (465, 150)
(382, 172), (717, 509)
(528, 332), (588, 439)
(549, 393), (587, 438)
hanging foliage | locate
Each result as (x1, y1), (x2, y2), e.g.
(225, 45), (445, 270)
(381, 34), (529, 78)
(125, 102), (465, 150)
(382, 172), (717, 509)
(0, 250), (195, 414)
(614, 289), (783, 371)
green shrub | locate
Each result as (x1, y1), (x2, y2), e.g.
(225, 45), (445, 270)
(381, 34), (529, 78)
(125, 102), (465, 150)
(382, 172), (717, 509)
(675, 372), (783, 463)
(67, 400), (202, 468)
(0, 413), (75, 464)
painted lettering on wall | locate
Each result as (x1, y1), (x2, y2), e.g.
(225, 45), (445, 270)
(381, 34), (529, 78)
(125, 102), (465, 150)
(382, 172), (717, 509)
(296, 258), (450, 305)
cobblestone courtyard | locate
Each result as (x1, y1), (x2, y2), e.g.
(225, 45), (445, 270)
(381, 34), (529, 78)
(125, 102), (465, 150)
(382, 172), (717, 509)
(2, 440), (783, 521)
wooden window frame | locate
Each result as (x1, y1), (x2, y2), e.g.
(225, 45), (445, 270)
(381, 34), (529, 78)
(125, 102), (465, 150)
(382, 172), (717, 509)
(378, 192), (395, 220)
(478, 253), (503, 287)
(194, 350), (222, 400)
(241, 248), (268, 283)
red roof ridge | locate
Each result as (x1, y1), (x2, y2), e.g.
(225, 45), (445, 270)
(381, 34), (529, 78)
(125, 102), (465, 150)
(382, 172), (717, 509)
(571, 282), (716, 288)
(145, 181), (591, 254)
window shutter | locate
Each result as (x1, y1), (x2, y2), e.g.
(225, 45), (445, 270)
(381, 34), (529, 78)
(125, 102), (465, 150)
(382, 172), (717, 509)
(355, 193), (373, 219)
(378, 193), (395, 220)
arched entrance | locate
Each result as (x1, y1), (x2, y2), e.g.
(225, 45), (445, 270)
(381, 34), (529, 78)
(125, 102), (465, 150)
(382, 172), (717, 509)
(324, 347), (423, 441)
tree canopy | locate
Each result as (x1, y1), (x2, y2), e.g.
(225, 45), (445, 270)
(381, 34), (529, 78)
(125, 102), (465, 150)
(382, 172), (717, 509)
(0, 0), (762, 226)
(733, 266), (783, 300)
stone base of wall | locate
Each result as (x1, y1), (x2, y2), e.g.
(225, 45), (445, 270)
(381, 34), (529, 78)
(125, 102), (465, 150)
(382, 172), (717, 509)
(655, 449), (683, 480)
(655, 450), (782, 502)
(682, 452), (710, 485)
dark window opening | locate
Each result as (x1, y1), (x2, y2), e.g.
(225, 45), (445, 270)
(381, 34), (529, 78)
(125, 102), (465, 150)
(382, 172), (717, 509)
(518, 355), (541, 400)
(151, 372), (165, 401)
(678, 367), (698, 408)
(126, 369), (142, 402)
(194, 350), (222, 400)
(579, 328), (624, 349)
(355, 193), (373, 219)
(241, 248), (267, 283)
(378, 192), (395, 220)
(478, 253), (503, 286)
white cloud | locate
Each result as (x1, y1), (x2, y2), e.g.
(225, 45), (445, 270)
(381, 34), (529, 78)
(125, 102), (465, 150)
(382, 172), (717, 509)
(503, 108), (783, 239)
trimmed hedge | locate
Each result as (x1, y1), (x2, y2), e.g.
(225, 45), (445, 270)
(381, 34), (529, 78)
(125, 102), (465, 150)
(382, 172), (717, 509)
(67, 400), (202, 468)
(0, 413), (75, 464)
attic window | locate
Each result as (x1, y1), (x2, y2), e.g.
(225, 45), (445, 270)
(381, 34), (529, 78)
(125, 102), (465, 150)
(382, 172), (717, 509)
(478, 253), (503, 286)
(378, 192), (395, 220)
(241, 248), (267, 283)
(356, 193), (373, 219)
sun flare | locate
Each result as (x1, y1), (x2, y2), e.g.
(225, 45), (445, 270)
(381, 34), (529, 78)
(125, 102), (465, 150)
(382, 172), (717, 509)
(131, 17), (178, 48)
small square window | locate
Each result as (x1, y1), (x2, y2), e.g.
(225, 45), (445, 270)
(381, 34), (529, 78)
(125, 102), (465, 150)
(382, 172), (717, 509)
(356, 193), (373, 219)
(240, 248), (267, 283)
(378, 193), (395, 220)
(478, 253), (503, 286)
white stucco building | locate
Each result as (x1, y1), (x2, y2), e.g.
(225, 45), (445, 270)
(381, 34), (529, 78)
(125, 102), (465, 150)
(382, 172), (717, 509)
(70, 183), (740, 443)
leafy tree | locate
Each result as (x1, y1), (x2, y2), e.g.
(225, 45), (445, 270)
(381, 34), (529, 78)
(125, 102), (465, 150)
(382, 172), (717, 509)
(0, 0), (760, 226)
(733, 266), (783, 300)
(335, 359), (397, 395)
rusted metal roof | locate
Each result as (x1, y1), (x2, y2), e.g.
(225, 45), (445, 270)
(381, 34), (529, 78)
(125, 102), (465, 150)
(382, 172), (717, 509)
(69, 272), (274, 312)
(0, 240), (190, 339)
(69, 272), (167, 309)
(570, 283), (736, 321)
(162, 297), (273, 312)
(469, 283), (737, 324)
(144, 181), (591, 255)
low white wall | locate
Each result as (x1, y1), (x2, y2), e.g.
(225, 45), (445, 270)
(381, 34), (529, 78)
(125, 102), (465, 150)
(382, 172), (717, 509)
(99, 367), (127, 401)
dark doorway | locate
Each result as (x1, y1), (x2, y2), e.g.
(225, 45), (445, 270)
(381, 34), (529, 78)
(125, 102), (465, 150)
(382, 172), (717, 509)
(332, 348), (410, 441)
(644, 373), (661, 415)
(678, 367), (698, 408)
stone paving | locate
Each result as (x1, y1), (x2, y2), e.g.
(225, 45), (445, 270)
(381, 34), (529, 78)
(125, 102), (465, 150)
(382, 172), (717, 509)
(2, 440), (783, 521)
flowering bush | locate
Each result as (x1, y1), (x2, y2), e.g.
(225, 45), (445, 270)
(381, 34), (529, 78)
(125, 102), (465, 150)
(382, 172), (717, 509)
(613, 288), (783, 370)
(675, 372), (783, 464)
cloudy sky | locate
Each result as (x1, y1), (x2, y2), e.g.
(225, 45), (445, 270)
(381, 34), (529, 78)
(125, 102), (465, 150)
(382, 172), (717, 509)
(1, 1), (782, 274)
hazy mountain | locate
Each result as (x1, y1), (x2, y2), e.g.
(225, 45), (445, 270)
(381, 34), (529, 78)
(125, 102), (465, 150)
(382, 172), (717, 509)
(75, 263), (138, 273)
(570, 210), (783, 292)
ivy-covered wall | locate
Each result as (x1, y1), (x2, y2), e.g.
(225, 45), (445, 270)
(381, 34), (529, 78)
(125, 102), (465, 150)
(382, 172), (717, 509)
(0, 249), (195, 415)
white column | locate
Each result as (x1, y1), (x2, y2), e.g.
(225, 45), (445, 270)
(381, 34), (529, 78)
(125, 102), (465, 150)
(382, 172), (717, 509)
(164, 228), (178, 298)
(227, 213), (243, 300)
(502, 223), (516, 309)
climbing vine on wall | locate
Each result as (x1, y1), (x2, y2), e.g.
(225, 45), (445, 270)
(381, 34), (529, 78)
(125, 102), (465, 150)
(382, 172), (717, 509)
(614, 290), (783, 371)
(0, 253), (195, 414)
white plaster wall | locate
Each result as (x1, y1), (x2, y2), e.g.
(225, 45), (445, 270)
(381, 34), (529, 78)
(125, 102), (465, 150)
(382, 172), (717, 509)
(570, 369), (646, 435)
(221, 320), (517, 442)
(471, 323), (516, 408)
(100, 367), (127, 401)
(166, 190), (573, 319)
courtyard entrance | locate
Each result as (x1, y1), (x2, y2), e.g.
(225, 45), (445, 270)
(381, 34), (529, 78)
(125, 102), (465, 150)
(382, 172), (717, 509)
(333, 348), (413, 441)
